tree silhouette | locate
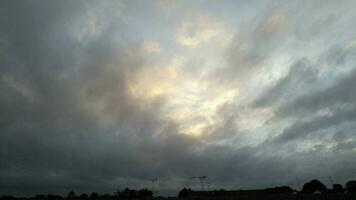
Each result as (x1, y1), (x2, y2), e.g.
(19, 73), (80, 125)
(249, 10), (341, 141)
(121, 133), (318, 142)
(138, 189), (153, 198)
(67, 191), (76, 199)
(122, 188), (139, 198)
(345, 180), (356, 193)
(46, 194), (62, 199)
(101, 193), (111, 199)
(79, 193), (88, 199)
(178, 188), (191, 198)
(332, 184), (344, 193)
(34, 194), (46, 200)
(89, 193), (99, 199)
(301, 179), (326, 193)
(0, 196), (15, 200)
(264, 186), (295, 194)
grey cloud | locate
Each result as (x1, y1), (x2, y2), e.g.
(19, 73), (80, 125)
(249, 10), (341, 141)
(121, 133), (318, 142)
(1, 0), (356, 197)
(253, 59), (317, 108)
(219, 0), (356, 85)
(251, 42), (356, 145)
(212, 0), (356, 189)
(253, 44), (356, 110)
(271, 105), (356, 144)
(278, 66), (356, 117)
(0, 0), (185, 195)
(226, 12), (287, 78)
(265, 68), (356, 145)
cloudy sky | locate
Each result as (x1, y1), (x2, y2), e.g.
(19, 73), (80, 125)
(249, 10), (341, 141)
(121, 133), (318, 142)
(1, 0), (356, 196)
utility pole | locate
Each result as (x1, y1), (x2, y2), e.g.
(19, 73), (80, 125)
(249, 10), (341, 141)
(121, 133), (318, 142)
(192, 176), (206, 191)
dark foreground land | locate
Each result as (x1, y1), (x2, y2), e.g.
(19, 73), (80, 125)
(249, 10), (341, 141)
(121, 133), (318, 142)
(180, 193), (356, 200)
(2, 192), (356, 200)
(1, 194), (356, 200)
(2, 179), (356, 200)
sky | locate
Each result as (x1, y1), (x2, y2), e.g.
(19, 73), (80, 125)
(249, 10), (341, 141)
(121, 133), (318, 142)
(1, 0), (356, 197)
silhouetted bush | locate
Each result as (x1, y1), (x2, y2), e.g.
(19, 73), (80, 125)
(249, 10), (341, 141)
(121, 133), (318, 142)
(89, 193), (99, 199)
(178, 188), (191, 198)
(332, 184), (344, 193)
(0, 196), (15, 200)
(138, 189), (153, 198)
(79, 194), (88, 199)
(45, 194), (63, 199)
(263, 186), (295, 194)
(100, 193), (111, 199)
(301, 179), (326, 193)
(67, 191), (76, 199)
(122, 188), (139, 199)
(345, 180), (356, 193)
(34, 194), (46, 200)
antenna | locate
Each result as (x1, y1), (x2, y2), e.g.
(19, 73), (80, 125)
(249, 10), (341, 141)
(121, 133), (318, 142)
(114, 185), (121, 196)
(296, 178), (301, 191)
(206, 181), (211, 190)
(117, 185), (121, 193)
(328, 176), (334, 187)
(192, 176), (206, 191)
(147, 177), (157, 196)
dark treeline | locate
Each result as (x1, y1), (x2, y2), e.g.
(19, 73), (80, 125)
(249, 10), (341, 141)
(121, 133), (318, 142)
(178, 179), (356, 200)
(0, 188), (153, 200)
(1, 179), (356, 200)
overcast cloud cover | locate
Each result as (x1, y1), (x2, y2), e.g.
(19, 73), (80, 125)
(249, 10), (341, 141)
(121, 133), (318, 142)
(1, 0), (356, 196)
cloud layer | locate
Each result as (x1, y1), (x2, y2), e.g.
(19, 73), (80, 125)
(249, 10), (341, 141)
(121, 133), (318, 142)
(1, 0), (356, 196)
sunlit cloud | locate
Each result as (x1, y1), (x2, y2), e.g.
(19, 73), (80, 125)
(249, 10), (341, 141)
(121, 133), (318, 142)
(128, 54), (239, 137)
(345, 39), (356, 49)
(141, 41), (162, 53)
(175, 16), (232, 48)
(262, 12), (288, 33)
(1, 0), (356, 196)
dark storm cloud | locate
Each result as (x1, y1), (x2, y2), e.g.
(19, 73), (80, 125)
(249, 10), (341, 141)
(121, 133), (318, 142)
(0, 0), (249, 196)
(0, 0), (201, 195)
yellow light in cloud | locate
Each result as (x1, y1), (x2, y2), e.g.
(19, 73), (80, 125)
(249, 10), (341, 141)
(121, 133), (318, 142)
(201, 89), (238, 112)
(181, 122), (212, 137)
(263, 12), (288, 33)
(128, 56), (239, 137)
(167, 82), (239, 137)
(345, 39), (356, 49)
(175, 17), (219, 47)
(128, 63), (179, 99)
(141, 41), (162, 53)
